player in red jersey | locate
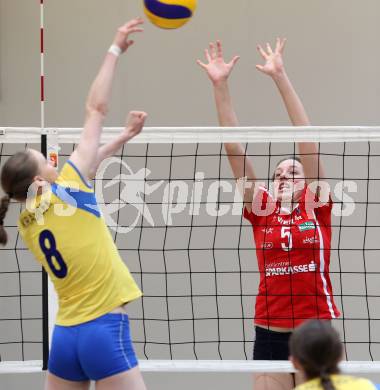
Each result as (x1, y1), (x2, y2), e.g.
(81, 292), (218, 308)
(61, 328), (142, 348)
(197, 38), (340, 390)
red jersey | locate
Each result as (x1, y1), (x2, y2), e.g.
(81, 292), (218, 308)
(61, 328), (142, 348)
(244, 186), (340, 328)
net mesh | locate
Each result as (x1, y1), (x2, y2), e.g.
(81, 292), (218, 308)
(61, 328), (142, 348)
(0, 143), (44, 362)
(1, 131), (380, 367)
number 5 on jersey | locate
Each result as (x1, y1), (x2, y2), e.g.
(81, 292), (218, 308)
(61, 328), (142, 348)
(281, 226), (293, 252)
(39, 230), (68, 278)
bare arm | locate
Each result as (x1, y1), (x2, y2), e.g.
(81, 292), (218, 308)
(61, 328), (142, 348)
(88, 111), (147, 179)
(256, 38), (325, 184)
(197, 41), (257, 211)
(70, 18), (144, 180)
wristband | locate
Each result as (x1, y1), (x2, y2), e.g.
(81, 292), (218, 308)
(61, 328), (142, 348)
(108, 44), (122, 57)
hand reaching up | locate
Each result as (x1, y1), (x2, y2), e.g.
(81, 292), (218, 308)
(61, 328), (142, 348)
(197, 41), (240, 85)
(113, 18), (144, 53)
(256, 38), (287, 78)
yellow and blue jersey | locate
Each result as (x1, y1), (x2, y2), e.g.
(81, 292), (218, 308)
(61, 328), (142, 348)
(18, 160), (142, 326)
(296, 375), (377, 390)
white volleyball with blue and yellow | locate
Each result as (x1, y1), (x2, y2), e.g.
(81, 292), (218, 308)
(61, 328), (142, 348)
(143, 0), (197, 29)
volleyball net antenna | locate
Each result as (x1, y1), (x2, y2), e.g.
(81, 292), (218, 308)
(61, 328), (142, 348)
(1, 126), (380, 374)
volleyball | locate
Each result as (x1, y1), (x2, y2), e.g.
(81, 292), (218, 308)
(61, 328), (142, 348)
(143, 0), (197, 29)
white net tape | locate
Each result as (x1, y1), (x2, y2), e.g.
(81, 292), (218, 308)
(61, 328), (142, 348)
(1, 360), (380, 374)
(2, 126), (380, 144)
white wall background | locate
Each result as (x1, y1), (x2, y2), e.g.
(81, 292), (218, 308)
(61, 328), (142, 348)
(1, 0), (380, 128)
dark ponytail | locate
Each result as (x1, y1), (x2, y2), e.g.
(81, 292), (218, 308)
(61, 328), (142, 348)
(289, 320), (342, 390)
(320, 370), (336, 390)
(0, 195), (11, 245)
(0, 150), (39, 246)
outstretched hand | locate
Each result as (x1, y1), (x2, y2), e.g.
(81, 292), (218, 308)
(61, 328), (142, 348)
(113, 18), (144, 53)
(256, 38), (287, 77)
(197, 41), (240, 85)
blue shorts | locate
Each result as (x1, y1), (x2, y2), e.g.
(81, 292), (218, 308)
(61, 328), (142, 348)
(48, 313), (138, 381)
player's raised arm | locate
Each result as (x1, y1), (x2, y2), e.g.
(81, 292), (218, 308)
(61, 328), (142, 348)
(197, 41), (257, 211)
(88, 111), (147, 179)
(70, 18), (144, 181)
(256, 38), (325, 184)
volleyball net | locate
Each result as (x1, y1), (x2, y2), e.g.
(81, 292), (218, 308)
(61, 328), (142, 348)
(1, 126), (380, 374)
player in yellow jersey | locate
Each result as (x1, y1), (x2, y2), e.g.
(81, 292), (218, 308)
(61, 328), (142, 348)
(290, 320), (377, 390)
(0, 18), (147, 390)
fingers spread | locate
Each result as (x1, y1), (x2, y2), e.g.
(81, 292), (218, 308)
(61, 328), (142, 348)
(209, 42), (216, 60)
(216, 40), (223, 58)
(204, 48), (211, 63)
(255, 64), (264, 72)
(257, 44), (268, 60)
(279, 37), (287, 53)
(229, 55), (240, 67)
(275, 37), (281, 52)
(196, 59), (208, 69)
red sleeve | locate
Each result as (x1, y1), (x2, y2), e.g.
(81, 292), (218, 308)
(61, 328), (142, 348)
(315, 194), (333, 226)
(243, 206), (255, 224)
(303, 186), (333, 225)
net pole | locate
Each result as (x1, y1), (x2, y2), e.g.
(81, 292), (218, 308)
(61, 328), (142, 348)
(40, 0), (49, 371)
